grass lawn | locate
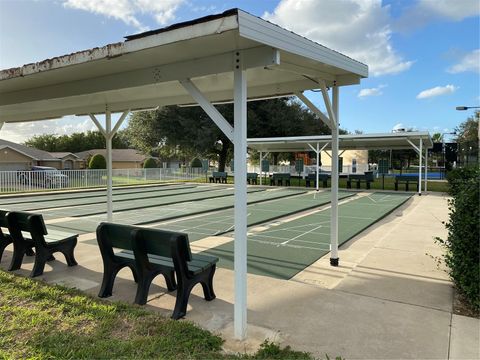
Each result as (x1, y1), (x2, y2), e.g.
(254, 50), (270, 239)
(0, 270), (314, 359)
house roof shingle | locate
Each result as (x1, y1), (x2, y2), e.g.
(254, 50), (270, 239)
(0, 139), (56, 160)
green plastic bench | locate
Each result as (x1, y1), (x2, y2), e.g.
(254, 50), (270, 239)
(395, 175), (419, 191)
(347, 171), (374, 189)
(247, 172), (258, 185)
(96, 223), (218, 319)
(209, 171), (228, 184)
(6, 211), (78, 277)
(270, 173), (291, 186)
(305, 173), (330, 188)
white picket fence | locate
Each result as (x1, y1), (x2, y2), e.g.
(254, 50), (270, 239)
(0, 168), (206, 193)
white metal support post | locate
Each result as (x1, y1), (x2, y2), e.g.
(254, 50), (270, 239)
(105, 109), (113, 221)
(233, 51), (248, 340)
(316, 142), (319, 191)
(259, 151), (263, 185)
(0, 122), (4, 131)
(330, 83), (340, 266)
(418, 138), (423, 196)
(424, 146), (428, 192)
(89, 109), (130, 221)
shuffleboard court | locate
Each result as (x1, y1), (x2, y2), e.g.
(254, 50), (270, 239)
(50, 188), (306, 234)
(201, 192), (412, 280)
(155, 191), (354, 241)
(5, 184), (221, 211)
(39, 187), (264, 219)
(0, 183), (186, 206)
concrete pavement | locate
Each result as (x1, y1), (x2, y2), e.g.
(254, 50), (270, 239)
(1, 192), (479, 359)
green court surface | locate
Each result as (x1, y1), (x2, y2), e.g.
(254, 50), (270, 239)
(201, 192), (412, 280)
(0, 183), (184, 206)
(49, 188), (306, 234)
(38, 187), (265, 219)
(155, 191), (354, 241)
(2, 184), (221, 211)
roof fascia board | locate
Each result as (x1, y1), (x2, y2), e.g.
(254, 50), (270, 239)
(0, 15), (239, 81)
(0, 46), (279, 107)
(237, 10), (368, 78)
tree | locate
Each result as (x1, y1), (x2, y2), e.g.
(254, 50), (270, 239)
(125, 98), (337, 171)
(88, 154), (106, 169)
(432, 132), (443, 143)
(455, 112), (479, 166)
(24, 130), (130, 152)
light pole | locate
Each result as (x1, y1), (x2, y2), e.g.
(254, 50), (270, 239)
(441, 131), (456, 177)
(456, 106), (480, 165)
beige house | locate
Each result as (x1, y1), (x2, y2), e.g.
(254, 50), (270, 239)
(0, 139), (82, 171)
(75, 149), (149, 169)
(320, 149), (369, 173)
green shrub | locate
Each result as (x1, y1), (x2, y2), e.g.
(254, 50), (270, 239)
(437, 166), (480, 310)
(190, 157), (203, 168)
(88, 154), (106, 169)
(143, 158), (158, 168)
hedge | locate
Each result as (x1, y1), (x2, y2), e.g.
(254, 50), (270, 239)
(88, 154), (106, 169)
(436, 167), (480, 310)
(190, 158), (203, 168)
(143, 158), (158, 168)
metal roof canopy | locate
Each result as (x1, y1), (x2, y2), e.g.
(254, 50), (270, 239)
(249, 132), (432, 194)
(0, 8), (368, 341)
(0, 8), (366, 123)
(248, 132), (433, 152)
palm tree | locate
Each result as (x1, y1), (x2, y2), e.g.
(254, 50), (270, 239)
(432, 132), (443, 143)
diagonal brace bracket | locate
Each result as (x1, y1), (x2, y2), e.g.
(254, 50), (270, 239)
(180, 79), (234, 142)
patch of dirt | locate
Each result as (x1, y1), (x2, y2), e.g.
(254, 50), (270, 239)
(453, 288), (479, 318)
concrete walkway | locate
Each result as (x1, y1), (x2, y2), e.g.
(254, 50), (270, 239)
(2, 193), (479, 359)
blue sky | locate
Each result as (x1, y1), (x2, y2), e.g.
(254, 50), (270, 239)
(0, 0), (478, 143)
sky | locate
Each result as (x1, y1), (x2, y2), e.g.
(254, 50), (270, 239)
(0, 0), (478, 143)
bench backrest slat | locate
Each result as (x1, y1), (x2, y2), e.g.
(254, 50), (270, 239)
(97, 223), (134, 251)
(6, 211), (48, 235)
(133, 227), (192, 261)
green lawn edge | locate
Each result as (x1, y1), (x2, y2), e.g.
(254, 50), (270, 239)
(0, 270), (317, 359)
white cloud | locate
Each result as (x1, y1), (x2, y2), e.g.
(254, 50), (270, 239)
(447, 49), (480, 74)
(418, 0), (479, 21)
(394, 0), (479, 31)
(358, 84), (386, 98)
(416, 85), (458, 99)
(63, 0), (185, 30)
(263, 0), (413, 77)
(0, 116), (96, 143)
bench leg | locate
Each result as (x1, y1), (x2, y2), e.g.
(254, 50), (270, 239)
(98, 262), (134, 298)
(172, 281), (195, 320)
(366, 182), (371, 190)
(8, 243), (27, 271)
(395, 182), (398, 191)
(323, 180), (328, 188)
(347, 180), (351, 189)
(163, 270), (177, 291)
(356, 181), (361, 189)
(134, 274), (155, 305)
(405, 183), (409, 191)
(30, 248), (50, 277)
(59, 240), (78, 267)
(200, 265), (216, 301)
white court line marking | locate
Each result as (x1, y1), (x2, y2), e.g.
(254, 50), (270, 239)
(281, 223), (325, 245)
